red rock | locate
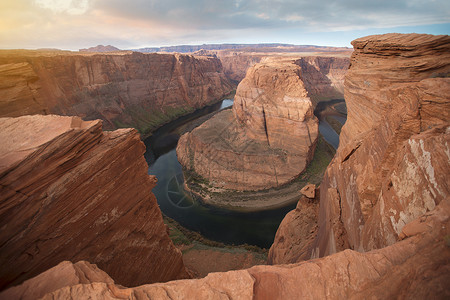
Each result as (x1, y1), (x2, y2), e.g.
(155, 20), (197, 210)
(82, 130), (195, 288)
(0, 261), (113, 300)
(177, 56), (347, 196)
(2, 33), (449, 299)
(0, 50), (234, 134)
(4, 200), (449, 299)
(300, 183), (316, 198)
(0, 115), (189, 290)
(267, 194), (319, 264)
(312, 33), (450, 256)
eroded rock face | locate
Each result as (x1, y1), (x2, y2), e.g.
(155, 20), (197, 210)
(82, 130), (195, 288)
(3, 200), (449, 299)
(203, 49), (350, 84)
(2, 34), (449, 299)
(267, 193), (319, 264)
(0, 261), (114, 300)
(177, 58), (321, 193)
(0, 115), (189, 290)
(0, 51), (234, 134)
(312, 33), (450, 256)
(269, 33), (450, 263)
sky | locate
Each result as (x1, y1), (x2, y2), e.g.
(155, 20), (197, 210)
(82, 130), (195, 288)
(0, 0), (449, 50)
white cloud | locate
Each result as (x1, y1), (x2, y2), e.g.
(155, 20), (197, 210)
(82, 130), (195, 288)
(34, 0), (89, 15)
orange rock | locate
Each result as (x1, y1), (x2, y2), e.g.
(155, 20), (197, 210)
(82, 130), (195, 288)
(300, 183), (316, 198)
(0, 115), (189, 290)
(0, 50), (234, 133)
(267, 195), (319, 264)
(2, 34), (449, 299)
(0, 261), (113, 300)
(312, 33), (450, 256)
(3, 200), (449, 299)
(177, 56), (348, 194)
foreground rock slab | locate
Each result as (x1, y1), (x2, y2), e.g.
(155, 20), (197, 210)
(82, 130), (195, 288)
(0, 115), (189, 290)
(2, 200), (449, 299)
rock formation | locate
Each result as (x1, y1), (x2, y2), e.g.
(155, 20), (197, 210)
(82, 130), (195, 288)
(0, 50), (234, 134)
(312, 33), (450, 256)
(177, 58), (320, 194)
(267, 193), (319, 264)
(0, 261), (114, 300)
(176, 55), (349, 196)
(2, 199), (449, 299)
(213, 50), (350, 84)
(1, 33), (449, 299)
(0, 115), (189, 290)
(267, 33), (450, 265)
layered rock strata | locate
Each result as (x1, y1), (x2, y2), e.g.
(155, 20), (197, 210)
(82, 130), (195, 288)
(268, 33), (450, 265)
(0, 115), (189, 290)
(197, 49), (350, 84)
(2, 200), (449, 299)
(0, 50), (234, 134)
(313, 33), (450, 256)
(267, 193), (319, 264)
(1, 34), (449, 299)
(177, 58), (321, 193)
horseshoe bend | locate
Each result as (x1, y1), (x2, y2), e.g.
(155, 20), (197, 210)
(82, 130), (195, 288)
(176, 55), (349, 207)
(0, 33), (449, 299)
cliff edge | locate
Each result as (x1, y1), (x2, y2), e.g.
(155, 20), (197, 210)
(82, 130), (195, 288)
(0, 51), (234, 134)
(1, 33), (449, 299)
(0, 115), (189, 290)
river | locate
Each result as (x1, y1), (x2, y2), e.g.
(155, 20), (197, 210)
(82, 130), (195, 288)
(144, 98), (346, 248)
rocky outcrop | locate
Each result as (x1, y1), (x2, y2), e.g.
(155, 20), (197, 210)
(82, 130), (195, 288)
(214, 51), (265, 82)
(176, 55), (348, 196)
(267, 33), (450, 265)
(0, 261), (114, 300)
(3, 199), (449, 299)
(0, 50), (234, 134)
(267, 193), (319, 264)
(312, 33), (450, 256)
(0, 115), (189, 290)
(295, 56), (349, 103)
(177, 58), (320, 194)
(2, 34), (449, 299)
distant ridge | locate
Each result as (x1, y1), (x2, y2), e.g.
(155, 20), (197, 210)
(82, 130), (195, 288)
(132, 43), (351, 53)
(78, 43), (350, 54)
(79, 45), (121, 52)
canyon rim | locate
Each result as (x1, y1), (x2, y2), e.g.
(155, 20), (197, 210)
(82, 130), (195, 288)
(0, 31), (449, 300)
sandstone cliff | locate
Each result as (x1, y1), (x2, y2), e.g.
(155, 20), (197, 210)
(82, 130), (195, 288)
(1, 33), (449, 299)
(313, 33), (450, 256)
(268, 33), (450, 264)
(267, 192), (319, 264)
(213, 50), (349, 86)
(0, 115), (189, 290)
(2, 199), (449, 299)
(0, 51), (234, 134)
(177, 58), (320, 194)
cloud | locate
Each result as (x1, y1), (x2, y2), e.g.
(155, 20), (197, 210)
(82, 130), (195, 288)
(93, 0), (450, 31)
(34, 0), (90, 15)
(0, 0), (449, 49)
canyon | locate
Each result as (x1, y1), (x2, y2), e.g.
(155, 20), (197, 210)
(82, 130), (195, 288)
(0, 33), (449, 299)
(176, 55), (349, 201)
(0, 50), (234, 135)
